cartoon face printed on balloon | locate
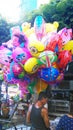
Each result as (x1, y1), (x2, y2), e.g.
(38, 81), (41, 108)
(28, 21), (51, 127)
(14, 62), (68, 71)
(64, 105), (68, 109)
(38, 67), (59, 82)
(12, 47), (31, 64)
(11, 30), (28, 48)
(29, 41), (45, 57)
(58, 28), (72, 45)
(24, 57), (39, 74)
(0, 46), (13, 66)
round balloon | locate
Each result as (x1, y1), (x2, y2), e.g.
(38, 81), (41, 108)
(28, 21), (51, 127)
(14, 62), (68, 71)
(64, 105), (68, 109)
(12, 63), (24, 77)
(28, 41), (45, 57)
(12, 47), (31, 64)
(38, 67), (59, 82)
(24, 57), (39, 74)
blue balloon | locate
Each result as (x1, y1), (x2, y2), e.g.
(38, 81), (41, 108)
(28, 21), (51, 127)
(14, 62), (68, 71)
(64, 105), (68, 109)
(38, 67), (59, 82)
(35, 15), (43, 28)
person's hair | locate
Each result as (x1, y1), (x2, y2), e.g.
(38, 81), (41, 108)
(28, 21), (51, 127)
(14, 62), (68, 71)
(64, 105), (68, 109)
(69, 102), (73, 116)
(38, 91), (48, 100)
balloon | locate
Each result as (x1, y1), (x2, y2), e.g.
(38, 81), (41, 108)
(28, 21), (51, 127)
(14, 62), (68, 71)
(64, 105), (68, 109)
(58, 28), (73, 45)
(24, 57), (39, 74)
(21, 22), (31, 33)
(46, 33), (62, 53)
(28, 80), (37, 94)
(38, 50), (58, 65)
(12, 33), (28, 48)
(45, 21), (59, 33)
(63, 40), (73, 54)
(34, 15), (46, 40)
(35, 79), (48, 94)
(38, 67), (59, 82)
(28, 40), (45, 57)
(0, 46), (12, 66)
(58, 50), (72, 69)
(0, 64), (4, 80)
(12, 47), (31, 64)
(56, 73), (64, 83)
(10, 26), (21, 38)
(12, 63), (24, 78)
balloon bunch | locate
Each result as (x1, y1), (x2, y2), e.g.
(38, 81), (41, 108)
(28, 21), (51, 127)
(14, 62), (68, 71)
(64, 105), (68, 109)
(0, 15), (73, 98)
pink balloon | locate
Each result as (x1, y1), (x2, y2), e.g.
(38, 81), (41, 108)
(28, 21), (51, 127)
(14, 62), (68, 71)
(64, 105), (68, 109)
(58, 28), (73, 45)
(12, 47), (31, 64)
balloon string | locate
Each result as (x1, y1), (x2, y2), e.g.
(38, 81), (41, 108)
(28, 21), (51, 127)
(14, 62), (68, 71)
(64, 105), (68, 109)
(45, 52), (51, 67)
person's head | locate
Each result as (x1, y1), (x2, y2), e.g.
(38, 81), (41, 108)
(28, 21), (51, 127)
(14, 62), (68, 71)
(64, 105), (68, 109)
(38, 91), (48, 105)
(69, 102), (73, 116)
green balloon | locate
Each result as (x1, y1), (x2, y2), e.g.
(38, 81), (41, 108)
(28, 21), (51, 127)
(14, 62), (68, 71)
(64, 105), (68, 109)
(18, 72), (25, 78)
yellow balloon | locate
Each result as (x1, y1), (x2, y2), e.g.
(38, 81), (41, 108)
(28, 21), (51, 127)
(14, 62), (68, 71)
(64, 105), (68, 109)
(45, 21), (59, 33)
(22, 22), (31, 32)
(35, 79), (48, 94)
(29, 41), (45, 57)
(24, 57), (39, 74)
(63, 40), (73, 54)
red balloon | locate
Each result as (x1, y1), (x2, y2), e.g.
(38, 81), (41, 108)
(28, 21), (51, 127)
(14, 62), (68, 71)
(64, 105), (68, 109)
(46, 33), (62, 53)
(12, 63), (24, 76)
(58, 50), (72, 69)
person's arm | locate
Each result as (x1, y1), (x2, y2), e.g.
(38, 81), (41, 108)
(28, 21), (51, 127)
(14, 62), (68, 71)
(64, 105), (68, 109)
(41, 107), (50, 128)
(26, 104), (32, 123)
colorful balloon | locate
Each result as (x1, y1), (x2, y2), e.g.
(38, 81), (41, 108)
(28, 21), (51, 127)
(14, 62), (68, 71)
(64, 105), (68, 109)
(45, 21), (59, 33)
(12, 47), (31, 64)
(38, 67), (59, 82)
(63, 40), (73, 54)
(58, 50), (72, 69)
(35, 79), (48, 94)
(58, 28), (73, 45)
(46, 33), (62, 53)
(34, 15), (46, 41)
(38, 50), (58, 65)
(24, 57), (39, 74)
(12, 63), (24, 78)
(28, 41), (45, 57)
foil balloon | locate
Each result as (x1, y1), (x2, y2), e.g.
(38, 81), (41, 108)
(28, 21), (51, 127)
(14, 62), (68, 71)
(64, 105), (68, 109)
(35, 79), (48, 94)
(0, 46), (12, 66)
(34, 15), (45, 41)
(46, 33), (62, 53)
(0, 64), (4, 80)
(63, 40), (73, 54)
(12, 47), (31, 64)
(38, 67), (59, 82)
(28, 79), (37, 94)
(10, 26), (21, 38)
(58, 28), (73, 45)
(45, 21), (59, 33)
(58, 50), (72, 69)
(12, 33), (28, 48)
(28, 41), (45, 57)
(24, 57), (39, 74)
(12, 63), (25, 78)
(38, 50), (58, 65)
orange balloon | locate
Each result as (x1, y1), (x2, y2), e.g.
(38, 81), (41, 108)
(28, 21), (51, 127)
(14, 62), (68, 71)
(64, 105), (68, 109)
(35, 79), (48, 94)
